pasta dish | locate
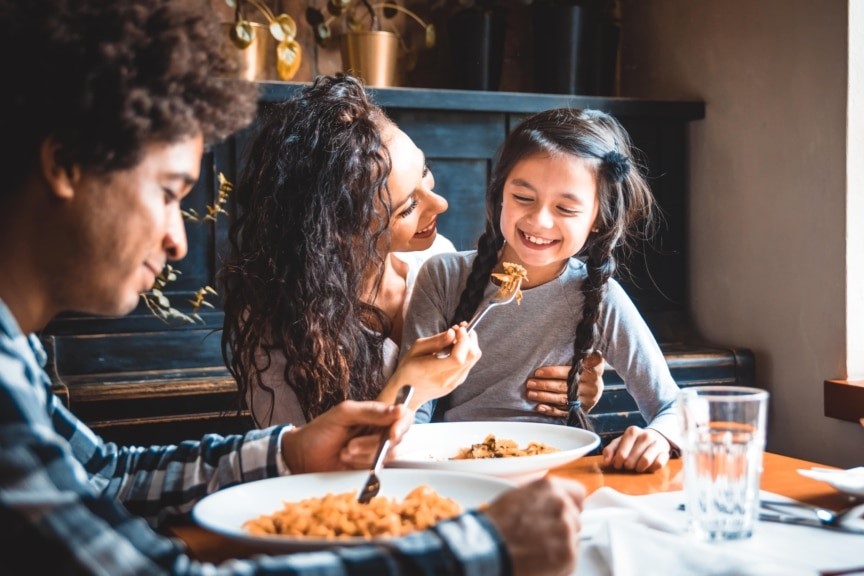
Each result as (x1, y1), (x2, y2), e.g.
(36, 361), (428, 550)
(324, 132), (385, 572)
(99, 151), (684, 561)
(243, 485), (462, 540)
(453, 434), (561, 459)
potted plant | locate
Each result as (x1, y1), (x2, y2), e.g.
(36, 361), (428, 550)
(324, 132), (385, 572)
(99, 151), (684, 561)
(305, 1), (436, 87)
(224, 0), (303, 81)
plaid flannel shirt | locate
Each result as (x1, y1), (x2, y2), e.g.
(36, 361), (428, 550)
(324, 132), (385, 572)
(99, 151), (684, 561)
(0, 298), (509, 575)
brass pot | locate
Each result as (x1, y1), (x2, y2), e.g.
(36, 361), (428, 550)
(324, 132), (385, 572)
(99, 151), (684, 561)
(340, 31), (399, 88)
(221, 22), (277, 82)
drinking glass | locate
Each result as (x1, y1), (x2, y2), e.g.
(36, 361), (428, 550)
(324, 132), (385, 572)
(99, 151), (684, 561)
(677, 385), (769, 541)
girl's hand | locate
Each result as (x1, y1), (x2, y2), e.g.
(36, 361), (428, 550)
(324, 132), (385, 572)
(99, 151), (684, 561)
(602, 426), (672, 473)
(526, 351), (605, 418)
(379, 324), (481, 409)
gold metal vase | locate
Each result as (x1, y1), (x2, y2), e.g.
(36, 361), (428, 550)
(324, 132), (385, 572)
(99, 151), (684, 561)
(340, 31), (399, 88)
(221, 22), (277, 82)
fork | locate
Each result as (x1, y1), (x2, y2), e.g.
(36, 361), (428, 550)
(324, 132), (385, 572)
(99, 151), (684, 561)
(760, 499), (864, 527)
(357, 384), (414, 504)
(434, 277), (523, 359)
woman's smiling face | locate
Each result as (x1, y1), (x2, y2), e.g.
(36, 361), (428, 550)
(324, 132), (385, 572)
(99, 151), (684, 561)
(381, 121), (448, 253)
(499, 152), (600, 284)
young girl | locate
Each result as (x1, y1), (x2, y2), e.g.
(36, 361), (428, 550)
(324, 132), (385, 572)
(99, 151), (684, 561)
(402, 107), (681, 472)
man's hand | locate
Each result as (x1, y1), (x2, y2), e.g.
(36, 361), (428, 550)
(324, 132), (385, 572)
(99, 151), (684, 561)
(483, 476), (585, 576)
(281, 400), (413, 474)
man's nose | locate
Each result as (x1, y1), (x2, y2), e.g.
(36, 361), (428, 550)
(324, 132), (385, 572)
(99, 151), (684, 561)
(164, 206), (188, 261)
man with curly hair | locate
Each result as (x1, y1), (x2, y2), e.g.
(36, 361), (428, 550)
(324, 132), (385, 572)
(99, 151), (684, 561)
(0, 1), (585, 574)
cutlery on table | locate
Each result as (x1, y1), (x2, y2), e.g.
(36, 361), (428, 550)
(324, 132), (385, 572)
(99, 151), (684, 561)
(434, 276), (524, 359)
(677, 502), (864, 535)
(760, 499), (864, 528)
(357, 384), (414, 504)
(757, 510), (864, 534)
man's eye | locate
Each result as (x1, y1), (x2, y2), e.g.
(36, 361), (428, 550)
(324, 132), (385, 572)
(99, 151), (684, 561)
(164, 188), (180, 203)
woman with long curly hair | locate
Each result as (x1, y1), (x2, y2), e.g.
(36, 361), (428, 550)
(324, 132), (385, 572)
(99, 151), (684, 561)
(221, 74), (603, 428)
(404, 107), (682, 473)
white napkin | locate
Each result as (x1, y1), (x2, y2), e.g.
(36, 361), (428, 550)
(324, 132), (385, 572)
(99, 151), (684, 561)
(797, 466), (864, 497)
(574, 488), (862, 576)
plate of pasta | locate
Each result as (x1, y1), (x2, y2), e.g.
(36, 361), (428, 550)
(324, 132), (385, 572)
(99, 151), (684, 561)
(388, 421), (601, 483)
(192, 468), (516, 552)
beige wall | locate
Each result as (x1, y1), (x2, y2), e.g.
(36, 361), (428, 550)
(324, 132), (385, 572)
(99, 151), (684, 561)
(620, 0), (863, 466)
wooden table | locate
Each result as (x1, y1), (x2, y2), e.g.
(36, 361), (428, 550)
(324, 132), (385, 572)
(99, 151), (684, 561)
(169, 452), (852, 564)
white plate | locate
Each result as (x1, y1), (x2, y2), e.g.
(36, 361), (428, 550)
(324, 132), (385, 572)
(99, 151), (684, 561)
(192, 469), (516, 552)
(389, 421), (601, 483)
(797, 466), (864, 497)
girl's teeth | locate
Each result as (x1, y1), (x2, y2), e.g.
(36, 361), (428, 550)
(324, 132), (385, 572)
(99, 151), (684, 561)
(524, 232), (553, 245)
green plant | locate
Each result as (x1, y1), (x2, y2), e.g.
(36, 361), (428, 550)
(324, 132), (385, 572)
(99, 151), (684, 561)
(306, 0), (436, 49)
(140, 173), (233, 325)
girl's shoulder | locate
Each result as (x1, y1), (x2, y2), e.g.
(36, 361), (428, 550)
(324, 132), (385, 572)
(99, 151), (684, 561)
(417, 250), (478, 288)
(422, 249), (477, 270)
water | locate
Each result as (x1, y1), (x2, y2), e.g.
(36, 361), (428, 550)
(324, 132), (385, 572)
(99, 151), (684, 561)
(682, 424), (764, 541)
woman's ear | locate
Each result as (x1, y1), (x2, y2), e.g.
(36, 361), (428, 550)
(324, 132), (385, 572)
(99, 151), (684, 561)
(39, 137), (80, 200)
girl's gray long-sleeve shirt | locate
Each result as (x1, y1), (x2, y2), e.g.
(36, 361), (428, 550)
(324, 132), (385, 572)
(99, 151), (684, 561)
(401, 251), (682, 448)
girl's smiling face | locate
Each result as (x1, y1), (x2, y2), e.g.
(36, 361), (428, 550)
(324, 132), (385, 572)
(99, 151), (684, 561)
(499, 152), (600, 285)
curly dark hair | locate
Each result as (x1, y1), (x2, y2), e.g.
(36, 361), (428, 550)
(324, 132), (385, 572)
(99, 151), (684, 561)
(0, 0), (259, 197)
(221, 74), (394, 426)
(450, 108), (656, 428)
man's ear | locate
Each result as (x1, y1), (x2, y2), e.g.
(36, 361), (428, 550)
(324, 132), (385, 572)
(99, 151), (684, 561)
(39, 137), (80, 200)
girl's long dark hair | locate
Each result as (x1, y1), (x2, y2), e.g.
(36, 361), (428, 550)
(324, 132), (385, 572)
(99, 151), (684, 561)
(450, 108), (656, 428)
(221, 75), (394, 426)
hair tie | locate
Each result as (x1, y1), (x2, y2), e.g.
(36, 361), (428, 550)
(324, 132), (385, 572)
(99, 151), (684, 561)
(602, 150), (630, 183)
(566, 399), (583, 428)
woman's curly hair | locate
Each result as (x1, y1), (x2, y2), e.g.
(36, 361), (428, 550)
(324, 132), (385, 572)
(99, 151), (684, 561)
(0, 0), (259, 197)
(449, 108), (656, 429)
(221, 74), (394, 426)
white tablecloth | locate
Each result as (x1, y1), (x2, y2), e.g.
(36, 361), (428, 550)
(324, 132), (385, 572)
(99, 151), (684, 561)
(575, 488), (864, 576)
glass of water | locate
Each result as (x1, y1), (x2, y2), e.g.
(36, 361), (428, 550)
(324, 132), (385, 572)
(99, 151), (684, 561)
(677, 386), (769, 541)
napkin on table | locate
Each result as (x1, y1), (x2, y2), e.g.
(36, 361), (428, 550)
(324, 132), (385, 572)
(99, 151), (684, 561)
(574, 487), (847, 576)
(797, 467), (864, 497)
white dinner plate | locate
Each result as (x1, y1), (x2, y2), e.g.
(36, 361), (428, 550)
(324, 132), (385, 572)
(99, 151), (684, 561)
(192, 469), (516, 552)
(797, 466), (864, 497)
(388, 421), (601, 483)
